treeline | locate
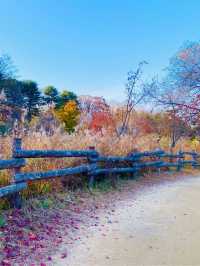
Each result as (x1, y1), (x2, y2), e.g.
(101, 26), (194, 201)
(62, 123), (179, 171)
(0, 41), (200, 153)
(0, 55), (79, 134)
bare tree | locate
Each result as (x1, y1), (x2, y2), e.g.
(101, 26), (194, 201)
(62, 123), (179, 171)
(146, 42), (200, 124)
(0, 54), (16, 82)
(117, 61), (148, 137)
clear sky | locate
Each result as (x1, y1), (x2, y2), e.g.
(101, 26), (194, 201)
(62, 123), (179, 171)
(0, 0), (200, 101)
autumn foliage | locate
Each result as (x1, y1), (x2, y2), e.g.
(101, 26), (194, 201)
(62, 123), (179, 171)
(78, 96), (114, 133)
(89, 111), (114, 133)
(55, 100), (80, 133)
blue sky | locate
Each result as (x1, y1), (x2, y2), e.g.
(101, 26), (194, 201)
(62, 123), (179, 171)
(0, 0), (200, 101)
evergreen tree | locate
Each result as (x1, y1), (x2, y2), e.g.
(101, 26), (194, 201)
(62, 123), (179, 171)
(21, 80), (42, 122)
(43, 85), (59, 105)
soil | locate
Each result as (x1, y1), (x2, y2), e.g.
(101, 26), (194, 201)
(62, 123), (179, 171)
(54, 171), (200, 266)
(0, 170), (199, 266)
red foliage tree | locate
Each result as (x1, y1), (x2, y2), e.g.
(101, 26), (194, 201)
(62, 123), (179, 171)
(79, 95), (114, 133)
(89, 111), (114, 133)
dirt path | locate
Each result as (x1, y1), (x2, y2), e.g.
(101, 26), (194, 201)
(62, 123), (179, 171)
(54, 175), (200, 266)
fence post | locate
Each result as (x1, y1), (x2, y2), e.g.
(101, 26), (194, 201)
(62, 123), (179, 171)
(130, 149), (140, 179)
(9, 138), (23, 208)
(108, 161), (117, 188)
(157, 151), (162, 175)
(88, 146), (98, 189)
(192, 150), (198, 169)
(177, 150), (183, 172)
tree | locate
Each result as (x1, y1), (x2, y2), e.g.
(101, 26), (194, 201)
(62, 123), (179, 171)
(0, 92), (12, 136)
(117, 61), (148, 136)
(0, 54), (16, 82)
(78, 95), (113, 132)
(131, 108), (191, 151)
(146, 42), (200, 125)
(1, 79), (42, 133)
(89, 111), (114, 134)
(0, 54), (17, 111)
(21, 80), (42, 122)
(1, 79), (25, 125)
(167, 41), (200, 99)
(43, 85), (59, 105)
(2, 79), (24, 107)
(55, 100), (80, 133)
(145, 79), (193, 150)
(166, 110), (189, 152)
(0, 54), (21, 133)
(56, 90), (78, 109)
(42, 87), (79, 134)
(29, 107), (60, 136)
(133, 112), (155, 135)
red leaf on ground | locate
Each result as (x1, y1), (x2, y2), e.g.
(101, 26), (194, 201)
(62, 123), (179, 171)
(1, 259), (11, 266)
(28, 232), (37, 240)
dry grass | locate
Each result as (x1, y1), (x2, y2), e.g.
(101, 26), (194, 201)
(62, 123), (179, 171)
(0, 129), (199, 208)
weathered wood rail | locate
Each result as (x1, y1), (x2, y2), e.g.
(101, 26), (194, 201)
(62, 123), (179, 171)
(0, 138), (199, 208)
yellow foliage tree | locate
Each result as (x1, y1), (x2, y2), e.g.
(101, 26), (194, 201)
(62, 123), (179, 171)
(55, 100), (80, 133)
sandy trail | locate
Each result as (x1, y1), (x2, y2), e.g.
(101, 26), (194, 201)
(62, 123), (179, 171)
(54, 175), (200, 266)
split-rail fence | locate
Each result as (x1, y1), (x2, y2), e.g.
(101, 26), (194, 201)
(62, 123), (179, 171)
(0, 138), (199, 208)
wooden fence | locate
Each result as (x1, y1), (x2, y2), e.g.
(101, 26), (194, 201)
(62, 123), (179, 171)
(0, 138), (200, 208)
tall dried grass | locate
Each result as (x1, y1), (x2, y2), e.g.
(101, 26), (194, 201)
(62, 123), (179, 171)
(0, 128), (198, 206)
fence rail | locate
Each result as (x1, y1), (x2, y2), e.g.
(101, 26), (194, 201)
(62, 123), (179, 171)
(0, 137), (199, 208)
(13, 149), (98, 158)
(0, 158), (26, 169)
(15, 165), (90, 182)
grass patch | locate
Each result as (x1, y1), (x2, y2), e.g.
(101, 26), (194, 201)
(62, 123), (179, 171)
(0, 214), (6, 228)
